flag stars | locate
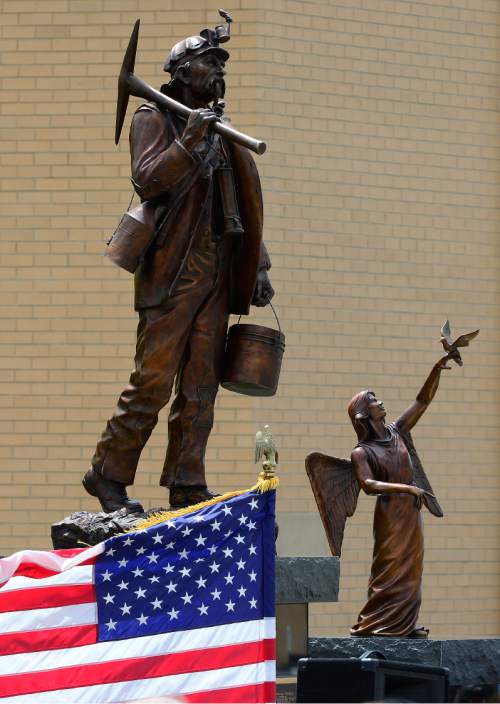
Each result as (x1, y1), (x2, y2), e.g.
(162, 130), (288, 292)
(137, 613), (149, 626)
(178, 548), (189, 560)
(117, 558), (128, 568)
(234, 534), (245, 545)
(195, 534), (207, 547)
(163, 563), (174, 574)
(179, 567), (191, 578)
(196, 576), (207, 589)
(222, 547), (233, 559)
(147, 552), (159, 564)
(106, 618), (117, 631)
(238, 514), (248, 525)
(181, 592), (193, 605)
(132, 567), (144, 578)
(105, 547), (116, 557)
(236, 558), (246, 570)
(120, 603), (132, 615)
(209, 561), (220, 573)
(117, 580), (129, 591)
(249, 571), (257, 582)
(152, 533), (163, 544)
(208, 545), (217, 555)
(249, 598), (258, 609)
(134, 587), (147, 599)
(103, 593), (115, 605)
(248, 544), (257, 556)
(224, 572), (235, 585)
(150, 597), (163, 610)
(123, 536), (134, 547)
(222, 505), (232, 516)
(165, 581), (177, 593)
(248, 498), (259, 510)
(225, 600), (235, 612)
(181, 526), (193, 537)
(247, 520), (257, 530)
(101, 570), (112, 582)
(149, 575), (160, 584)
(168, 607), (179, 620)
(211, 588), (222, 600)
(198, 603), (209, 616)
(165, 541), (175, 550)
(237, 586), (247, 598)
(210, 519), (221, 531)
(135, 546), (146, 556)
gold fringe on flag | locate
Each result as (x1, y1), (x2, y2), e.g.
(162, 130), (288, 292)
(135, 471), (279, 531)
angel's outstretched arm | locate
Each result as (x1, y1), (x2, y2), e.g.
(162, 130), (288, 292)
(394, 354), (455, 435)
(351, 447), (423, 500)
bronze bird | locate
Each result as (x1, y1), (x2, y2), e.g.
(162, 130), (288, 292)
(440, 320), (479, 366)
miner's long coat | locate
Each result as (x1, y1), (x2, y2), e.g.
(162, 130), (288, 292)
(129, 102), (268, 313)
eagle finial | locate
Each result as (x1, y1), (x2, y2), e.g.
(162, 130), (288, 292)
(255, 425), (278, 478)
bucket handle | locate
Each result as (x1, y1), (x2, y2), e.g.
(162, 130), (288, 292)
(238, 297), (282, 335)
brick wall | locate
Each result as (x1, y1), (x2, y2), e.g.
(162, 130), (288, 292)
(0, 0), (499, 638)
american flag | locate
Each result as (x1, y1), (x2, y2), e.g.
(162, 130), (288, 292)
(0, 488), (276, 703)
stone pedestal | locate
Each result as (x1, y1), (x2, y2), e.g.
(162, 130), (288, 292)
(276, 557), (339, 701)
(309, 636), (500, 688)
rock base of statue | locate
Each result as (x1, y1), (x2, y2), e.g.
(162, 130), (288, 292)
(51, 509), (163, 549)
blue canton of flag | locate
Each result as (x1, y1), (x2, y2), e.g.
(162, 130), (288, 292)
(95, 489), (275, 642)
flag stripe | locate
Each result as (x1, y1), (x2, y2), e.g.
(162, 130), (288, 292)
(0, 661), (276, 703)
(185, 681), (276, 703)
(0, 584), (95, 613)
(0, 618), (275, 675)
(0, 639), (275, 698)
(0, 602), (96, 634)
(0, 545), (102, 585)
(0, 566), (93, 593)
(0, 625), (97, 657)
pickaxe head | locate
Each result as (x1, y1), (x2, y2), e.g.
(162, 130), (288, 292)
(115, 19), (140, 145)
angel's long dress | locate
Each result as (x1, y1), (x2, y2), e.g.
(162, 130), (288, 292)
(351, 423), (423, 637)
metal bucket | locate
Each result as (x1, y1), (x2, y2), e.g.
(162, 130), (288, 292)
(106, 201), (156, 273)
(221, 305), (285, 397)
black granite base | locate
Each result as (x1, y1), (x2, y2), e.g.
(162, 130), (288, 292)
(308, 636), (500, 686)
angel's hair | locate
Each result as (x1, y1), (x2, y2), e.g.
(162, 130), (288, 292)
(348, 390), (373, 443)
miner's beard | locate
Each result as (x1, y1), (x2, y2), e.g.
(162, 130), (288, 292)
(208, 76), (226, 101)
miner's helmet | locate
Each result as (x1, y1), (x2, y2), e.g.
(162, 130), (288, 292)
(164, 9), (232, 75)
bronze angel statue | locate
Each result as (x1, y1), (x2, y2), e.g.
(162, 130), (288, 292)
(306, 325), (478, 639)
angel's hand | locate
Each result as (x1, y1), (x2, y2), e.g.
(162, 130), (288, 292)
(409, 485), (426, 510)
(437, 351), (459, 370)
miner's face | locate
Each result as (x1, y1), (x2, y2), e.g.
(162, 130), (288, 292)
(366, 391), (386, 421)
(188, 52), (226, 102)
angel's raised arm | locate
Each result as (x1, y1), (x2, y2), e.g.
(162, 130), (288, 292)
(394, 355), (453, 435)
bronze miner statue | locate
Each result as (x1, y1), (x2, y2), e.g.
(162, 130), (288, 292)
(83, 11), (274, 514)
(306, 322), (478, 638)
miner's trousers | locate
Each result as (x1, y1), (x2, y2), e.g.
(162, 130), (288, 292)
(91, 245), (229, 488)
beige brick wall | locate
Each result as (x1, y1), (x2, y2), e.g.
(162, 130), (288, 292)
(0, 0), (499, 639)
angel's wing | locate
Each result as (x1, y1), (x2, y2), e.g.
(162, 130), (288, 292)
(440, 320), (452, 344)
(305, 452), (360, 556)
(453, 329), (479, 348)
(401, 432), (444, 518)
